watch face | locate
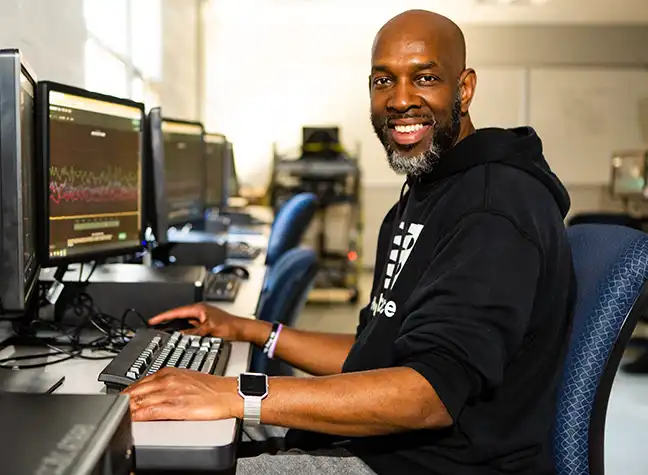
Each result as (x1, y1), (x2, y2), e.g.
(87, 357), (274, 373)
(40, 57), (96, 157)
(240, 373), (267, 397)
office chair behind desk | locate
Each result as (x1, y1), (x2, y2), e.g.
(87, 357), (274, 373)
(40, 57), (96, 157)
(553, 224), (648, 475)
(250, 248), (317, 375)
(266, 192), (317, 267)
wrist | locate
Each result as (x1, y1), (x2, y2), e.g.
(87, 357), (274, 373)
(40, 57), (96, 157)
(239, 319), (272, 346)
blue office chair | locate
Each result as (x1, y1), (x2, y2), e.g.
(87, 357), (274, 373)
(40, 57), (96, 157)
(250, 247), (318, 375)
(266, 193), (317, 267)
(553, 224), (648, 475)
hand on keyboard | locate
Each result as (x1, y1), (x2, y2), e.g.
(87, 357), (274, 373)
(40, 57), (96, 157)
(150, 303), (244, 341)
(122, 367), (240, 422)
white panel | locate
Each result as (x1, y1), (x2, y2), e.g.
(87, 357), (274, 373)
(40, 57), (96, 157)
(470, 67), (526, 129)
(529, 68), (648, 185)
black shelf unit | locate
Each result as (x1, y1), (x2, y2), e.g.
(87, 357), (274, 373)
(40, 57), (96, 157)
(269, 143), (363, 304)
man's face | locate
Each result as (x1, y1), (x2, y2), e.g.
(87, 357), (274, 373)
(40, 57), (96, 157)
(370, 35), (463, 176)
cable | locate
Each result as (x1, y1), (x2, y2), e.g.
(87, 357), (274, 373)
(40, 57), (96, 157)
(6, 287), (147, 369)
(120, 308), (147, 344)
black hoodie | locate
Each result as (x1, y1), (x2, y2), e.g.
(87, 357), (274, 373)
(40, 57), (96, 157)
(287, 127), (575, 475)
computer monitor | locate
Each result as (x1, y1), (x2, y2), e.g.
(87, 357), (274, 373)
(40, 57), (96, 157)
(0, 49), (39, 314)
(204, 132), (227, 209)
(302, 126), (341, 158)
(610, 150), (648, 198)
(226, 142), (240, 199)
(143, 107), (169, 245)
(161, 118), (205, 225)
(36, 81), (145, 266)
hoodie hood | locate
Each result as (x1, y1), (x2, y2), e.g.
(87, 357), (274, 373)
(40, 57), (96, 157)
(408, 127), (571, 218)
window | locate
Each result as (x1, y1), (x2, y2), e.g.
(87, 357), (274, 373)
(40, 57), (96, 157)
(84, 38), (129, 98)
(131, 0), (163, 81)
(83, 0), (129, 57)
(83, 0), (162, 103)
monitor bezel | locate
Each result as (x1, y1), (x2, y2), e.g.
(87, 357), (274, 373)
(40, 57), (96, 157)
(160, 116), (206, 226)
(36, 80), (146, 267)
(203, 131), (227, 210)
(226, 141), (240, 200)
(0, 48), (39, 313)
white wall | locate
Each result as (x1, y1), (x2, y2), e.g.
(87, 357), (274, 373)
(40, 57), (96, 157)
(0, 0), (86, 85)
(203, 3), (648, 267)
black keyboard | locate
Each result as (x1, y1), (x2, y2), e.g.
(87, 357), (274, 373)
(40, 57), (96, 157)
(203, 273), (241, 301)
(98, 329), (231, 392)
(223, 211), (268, 226)
(227, 242), (262, 260)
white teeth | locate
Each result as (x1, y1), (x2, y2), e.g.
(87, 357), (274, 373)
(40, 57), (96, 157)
(394, 124), (425, 133)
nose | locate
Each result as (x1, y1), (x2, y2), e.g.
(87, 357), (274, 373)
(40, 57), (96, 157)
(387, 80), (420, 113)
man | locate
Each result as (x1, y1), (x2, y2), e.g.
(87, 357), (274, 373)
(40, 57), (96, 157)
(124, 9), (574, 475)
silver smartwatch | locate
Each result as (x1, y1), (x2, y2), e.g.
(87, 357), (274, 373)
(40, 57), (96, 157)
(237, 372), (268, 425)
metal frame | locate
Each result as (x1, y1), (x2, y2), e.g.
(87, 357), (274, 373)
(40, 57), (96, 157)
(589, 281), (648, 475)
(35, 80), (146, 267)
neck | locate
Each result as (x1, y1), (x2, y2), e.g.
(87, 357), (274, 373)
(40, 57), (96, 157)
(454, 116), (476, 147)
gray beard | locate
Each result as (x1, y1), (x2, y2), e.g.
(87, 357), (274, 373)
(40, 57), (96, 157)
(385, 131), (442, 177)
(373, 95), (463, 177)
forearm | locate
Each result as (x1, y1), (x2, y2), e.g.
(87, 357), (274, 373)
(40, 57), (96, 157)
(236, 318), (355, 376)
(231, 367), (452, 436)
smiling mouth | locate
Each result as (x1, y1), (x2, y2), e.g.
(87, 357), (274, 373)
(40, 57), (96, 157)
(389, 123), (432, 146)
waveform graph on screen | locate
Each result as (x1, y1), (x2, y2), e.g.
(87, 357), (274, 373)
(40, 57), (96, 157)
(49, 165), (139, 216)
(48, 118), (141, 220)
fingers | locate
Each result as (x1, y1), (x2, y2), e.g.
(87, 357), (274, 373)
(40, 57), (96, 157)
(122, 368), (174, 397)
(148, 304), (206, 326)
(131, 402), (178, 421)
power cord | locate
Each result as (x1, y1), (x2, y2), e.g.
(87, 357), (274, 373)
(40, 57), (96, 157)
(3, 288), (149, 369)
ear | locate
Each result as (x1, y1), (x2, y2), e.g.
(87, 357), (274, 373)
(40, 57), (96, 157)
(368, 75), (372, 94)
(458, 68), (477, 115)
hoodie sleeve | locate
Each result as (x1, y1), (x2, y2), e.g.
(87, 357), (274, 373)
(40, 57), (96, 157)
(394, 211), (541, 420)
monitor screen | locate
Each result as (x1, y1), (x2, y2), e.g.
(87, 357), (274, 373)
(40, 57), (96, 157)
(45, 87), (143, 262)
(204, 133), (226, 208)
(20, 70), (37, 286)
(161, 120), (204, 224)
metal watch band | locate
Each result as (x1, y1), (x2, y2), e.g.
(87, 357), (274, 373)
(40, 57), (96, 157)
(243, 396), (263, 425)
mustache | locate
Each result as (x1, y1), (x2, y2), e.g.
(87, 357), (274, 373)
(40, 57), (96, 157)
(378, 114), (438, 128)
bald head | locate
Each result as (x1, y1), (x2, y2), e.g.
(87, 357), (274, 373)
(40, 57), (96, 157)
(373, 10), (467, 78)
(369, 9), (476, 177)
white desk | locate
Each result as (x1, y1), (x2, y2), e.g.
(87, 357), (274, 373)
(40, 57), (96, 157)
(0, 263), (267, 472)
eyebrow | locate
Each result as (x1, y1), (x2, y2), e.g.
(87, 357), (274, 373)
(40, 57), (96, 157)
(371, 61), (440, 75)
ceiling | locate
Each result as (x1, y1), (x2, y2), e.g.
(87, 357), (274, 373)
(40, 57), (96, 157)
(210, 0), (648, 25)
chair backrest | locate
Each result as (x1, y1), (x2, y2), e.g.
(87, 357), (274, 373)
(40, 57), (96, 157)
(553, 224), (648, 475)
(251, 247), (318, 374)
(567, 212), (644, 230)
(266, 193), (317, 266)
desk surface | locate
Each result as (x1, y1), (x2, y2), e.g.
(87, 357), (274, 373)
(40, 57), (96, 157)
(0, 260), (267, 456)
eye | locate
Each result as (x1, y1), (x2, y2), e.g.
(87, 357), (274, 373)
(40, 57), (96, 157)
(417, 75), (438, 85)
(373, 77), (392, 88)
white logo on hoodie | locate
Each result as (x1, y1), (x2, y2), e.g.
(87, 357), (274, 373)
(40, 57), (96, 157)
(370, 221), (423, 318)
(384, 222), (424, 290)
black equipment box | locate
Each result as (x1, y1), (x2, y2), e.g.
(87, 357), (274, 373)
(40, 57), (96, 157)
(0, 393), (133, 474)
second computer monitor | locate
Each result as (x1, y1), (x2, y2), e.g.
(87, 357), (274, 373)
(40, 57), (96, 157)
(204, 132), (228, 209)
(37, 81), (145, 265)
(161, 119), (204, 225)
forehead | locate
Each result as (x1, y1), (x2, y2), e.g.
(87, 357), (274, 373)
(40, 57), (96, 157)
(372, 30), (443, 69)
